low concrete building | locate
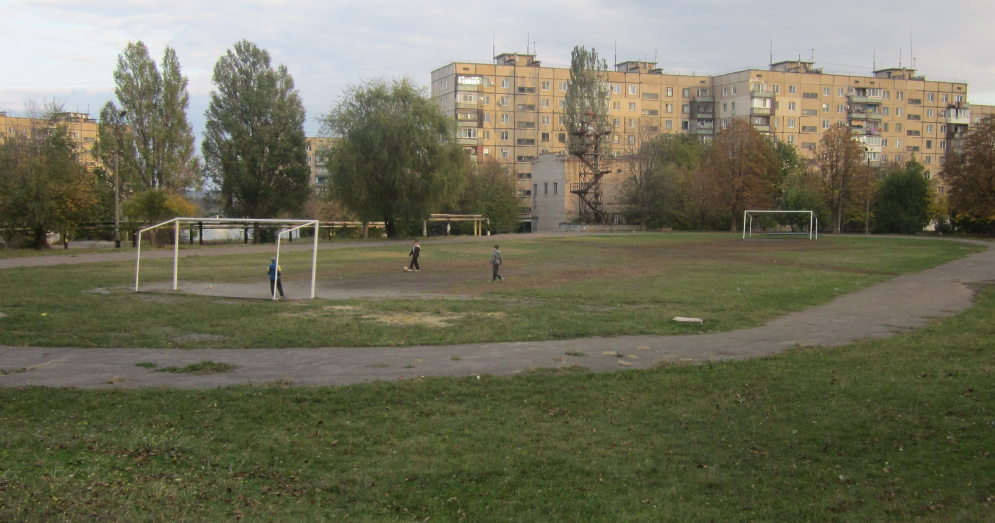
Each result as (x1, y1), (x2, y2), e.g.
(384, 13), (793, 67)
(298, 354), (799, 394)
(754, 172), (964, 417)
(530, 153), (626, 232)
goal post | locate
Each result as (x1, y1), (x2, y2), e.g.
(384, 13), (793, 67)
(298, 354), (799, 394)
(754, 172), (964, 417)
(135, 217), (321, 300)
(742, 210), (819, 240)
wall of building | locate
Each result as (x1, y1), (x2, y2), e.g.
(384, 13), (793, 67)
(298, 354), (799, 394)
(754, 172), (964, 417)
(0, 112), (101, 169)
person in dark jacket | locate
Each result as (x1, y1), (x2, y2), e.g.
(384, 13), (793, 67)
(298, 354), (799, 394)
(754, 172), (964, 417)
(408, 241), (421, 271)
(268, 257), (284, 298)
(490, 245), (504, 282)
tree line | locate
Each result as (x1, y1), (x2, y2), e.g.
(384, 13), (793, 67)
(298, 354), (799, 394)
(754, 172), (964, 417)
(618, 118), (981, 235)
(3, 39), (995, 248)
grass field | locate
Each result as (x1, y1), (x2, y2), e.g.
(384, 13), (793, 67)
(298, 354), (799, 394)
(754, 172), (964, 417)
(1, 285), (993, 521)
(0, 233), (982, 348)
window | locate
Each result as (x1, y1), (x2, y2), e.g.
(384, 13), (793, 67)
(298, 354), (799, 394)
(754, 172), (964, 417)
(665, 120), (673, 130)
(682, 88), (690, 97)
(896, 107), (903, 116)
(926, 156), (932, 164)
(628, 102), (636, 111)
(789, 85), (797, 94)
(541, 98), (550, 108)
(940, 140), (946, 149)
(628, 118), (638, 128)
(517, 121), (535, 129)
(822, 120), (830, 129)
(774, 84), (780, 94)
(802, 109), (818, 116)
(643, 92), (659, 100)
(541, 115), (550, 125)
(553, 183), (558, 194)
(823, 103), (830, 112)
(731, 102), (736, 112)
(940, 125), (947, 134)
(533, 184), (537, 199)
(480, 95), (489, 105)
(666, 87), (674, 97)
(611, 84), (622, 94)
(612, 101), (621, 111)
(501, 114), (510, 123)
(883, 123), (889, 131)
(883, 107), (890, 116)
(803, 92), (818, 99)
(500, 79), (510, 89)
(723, 103), (728, 112)
(666, 103), (673, 113)
(558, 133), (566, 143)
(516, 104), (535, 111)
(896, 139), (902, 149)
(642, 109), (658, 116)
(823, 87), (831, 96)
(956, 95), (963, 102)
(541, 81), (550, 91)
(682, 104), (690, 114)
(774, 118), (778, 128)
(801, 142), (816, 150)
(613, 134), (620, 143)
(613, 118), (621, 127)
(499, 96), (510, 106)
(306, 156), (312, 163)
(897, 91), (904, 101)
(926, 124), (933, 133)
(788, 102), (796, 111)
(723, 87), (729, 96)
(908, 98), (922, 105)
(541, 132), (549, 142)
(306, 144), (313, 152)
(731, 86), (737, 95)
(483, 148), (490, 158)
(882, 138), (888, 147)
(928, 93), (934, 102)
(788, 118), (796, 128)
(627, 135), (636, 144)
(482, 130), (490, 139)
(460, 93), (475, 103)
(628, 85), (637, 95)
(942, 94), (948, 103)
(838, 88), (845, 97)
(896, 123), (902, 132)
(558, 81), (568, 91)
(500, 131), (509, 141)
(787, 135), (795, 144)
(544, 183), (548, 195)
(802, 125), (818, 133)
(907, 129), (921, 136)
(681, 120), (690, 130)
(926, 140), (933, 149)
(558, 99), (566, 108)
(837, 104), (845, 113)
(457, 128), (478, 139)
(927, 109), (934, 118)
(558, 116), (565, 125)
(500, 148), (510, 158)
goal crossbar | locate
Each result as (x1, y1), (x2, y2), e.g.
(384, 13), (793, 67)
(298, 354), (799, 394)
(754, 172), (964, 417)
(742, 210), (818, 240)
(134, 217), (320, 300)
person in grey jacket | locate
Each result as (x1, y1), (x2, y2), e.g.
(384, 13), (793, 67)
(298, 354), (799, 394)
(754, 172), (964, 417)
(490, 245), (504, 282)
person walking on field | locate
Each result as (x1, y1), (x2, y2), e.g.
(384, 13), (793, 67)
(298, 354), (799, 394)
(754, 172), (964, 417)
(268, 257), (285, 299)
(490, 245), (504, 282)
(407, 241), (421, 272)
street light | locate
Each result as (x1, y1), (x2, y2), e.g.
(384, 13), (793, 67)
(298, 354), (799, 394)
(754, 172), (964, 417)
(113, 110), (127, 248)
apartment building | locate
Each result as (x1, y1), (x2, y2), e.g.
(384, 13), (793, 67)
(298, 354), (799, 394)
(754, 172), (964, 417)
(305, 136), (337, 188)
(0, 111), (101, 169)
(432, 54), (995, 208)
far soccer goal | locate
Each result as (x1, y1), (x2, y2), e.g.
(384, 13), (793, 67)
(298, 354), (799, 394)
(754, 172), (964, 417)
(742, 210), (819, 240)
(134, 217), (320, 300)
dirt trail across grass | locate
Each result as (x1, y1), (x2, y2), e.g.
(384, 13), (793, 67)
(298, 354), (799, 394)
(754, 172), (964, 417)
(1, 236), (993, 389)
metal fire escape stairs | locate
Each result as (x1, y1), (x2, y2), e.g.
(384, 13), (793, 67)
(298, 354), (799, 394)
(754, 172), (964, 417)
(568, 112), (612, 223)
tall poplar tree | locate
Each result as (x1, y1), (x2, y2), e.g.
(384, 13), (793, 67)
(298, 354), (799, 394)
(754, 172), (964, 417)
(104, 42), (199, 191)
(202, 40), (310, 235)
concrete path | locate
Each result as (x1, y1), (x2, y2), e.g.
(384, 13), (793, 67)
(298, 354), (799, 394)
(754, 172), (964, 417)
(1, 237), (992, 389)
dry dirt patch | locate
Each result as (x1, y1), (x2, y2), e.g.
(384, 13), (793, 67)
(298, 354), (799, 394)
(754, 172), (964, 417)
(363, 311), (464, 327)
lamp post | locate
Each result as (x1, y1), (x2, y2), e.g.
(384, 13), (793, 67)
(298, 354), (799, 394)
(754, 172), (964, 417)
(113, 110), (126, 248)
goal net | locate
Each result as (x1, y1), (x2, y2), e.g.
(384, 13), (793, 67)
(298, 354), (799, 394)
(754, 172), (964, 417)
(742, 210), (818, 240)
(134, 217), (320, 300)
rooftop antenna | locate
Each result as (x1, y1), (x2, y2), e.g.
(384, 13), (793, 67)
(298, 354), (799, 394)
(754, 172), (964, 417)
(811, 49), (815, 63)
(654, 49), (657, 64)
(769, 41), (773, 67)
(873, 50), (876, 72)
(527, 32), (529, 54)
(614, 41), (617, 66)
(910, 26), (915, 69)
(492, 32), (495, 62)
(899, 49), (902, 69)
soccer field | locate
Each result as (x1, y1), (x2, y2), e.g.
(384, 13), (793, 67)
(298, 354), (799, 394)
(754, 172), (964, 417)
(0, 233), (981, 349)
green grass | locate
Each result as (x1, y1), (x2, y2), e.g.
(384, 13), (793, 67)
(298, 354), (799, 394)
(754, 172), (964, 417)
(0, 234), (982, 348)
(2, 287), (994, 521)
(152, 361), (238, 375)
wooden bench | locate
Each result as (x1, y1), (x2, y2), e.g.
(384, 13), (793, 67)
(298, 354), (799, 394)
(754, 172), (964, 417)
(765, 232), (811, 239)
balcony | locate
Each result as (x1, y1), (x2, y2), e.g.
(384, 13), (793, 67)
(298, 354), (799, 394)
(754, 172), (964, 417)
(849, 95), (883, 104)
(751, 91), (773, 99)
(947, 113), (970, 125)
(849, 111), (883, 121)
(753, 125), (771, 133)
(751, 106), (771, 116)
(694, 96), (714, 103)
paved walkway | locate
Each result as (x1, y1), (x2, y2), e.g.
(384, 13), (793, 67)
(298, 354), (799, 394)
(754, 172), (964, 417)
(1, 237), (992, 389)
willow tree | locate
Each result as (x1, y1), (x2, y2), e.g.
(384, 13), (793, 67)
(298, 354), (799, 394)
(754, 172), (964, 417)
(322, 78), (468, 237)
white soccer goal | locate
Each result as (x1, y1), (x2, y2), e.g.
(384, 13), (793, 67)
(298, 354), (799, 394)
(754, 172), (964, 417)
(134, 217), (320, 300)
(742, 210), (819, 240)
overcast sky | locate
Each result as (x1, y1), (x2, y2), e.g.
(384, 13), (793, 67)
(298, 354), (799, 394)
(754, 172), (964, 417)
(3, 0), (994, 139)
